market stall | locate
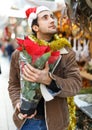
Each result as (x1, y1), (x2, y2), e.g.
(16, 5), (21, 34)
(54, 0), (92, 129)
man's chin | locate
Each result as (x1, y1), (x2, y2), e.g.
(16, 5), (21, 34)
(50, 30), (57, 34)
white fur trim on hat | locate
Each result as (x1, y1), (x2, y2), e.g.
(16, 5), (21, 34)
(28, 6), (50, 29)
(36, 6), (50, 14)
(28, 12), (37, 29)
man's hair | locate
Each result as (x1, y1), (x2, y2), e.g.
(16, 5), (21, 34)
(31, 18), (38, 35)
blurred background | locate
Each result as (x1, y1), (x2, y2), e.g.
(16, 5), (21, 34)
(0, 0), (92, 130)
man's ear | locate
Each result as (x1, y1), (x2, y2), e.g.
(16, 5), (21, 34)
(32, 25), (39, 32)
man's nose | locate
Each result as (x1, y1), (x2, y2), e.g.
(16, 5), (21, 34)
(50, 17), (54, 23)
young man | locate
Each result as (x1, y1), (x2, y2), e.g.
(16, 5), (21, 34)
(8, 6), (82, 130)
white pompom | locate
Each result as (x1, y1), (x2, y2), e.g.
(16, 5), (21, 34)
(29, 13), (37, 19)
(29, 13), (37, 20)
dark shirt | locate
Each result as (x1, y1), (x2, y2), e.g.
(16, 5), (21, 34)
(36, 97), (44, 117)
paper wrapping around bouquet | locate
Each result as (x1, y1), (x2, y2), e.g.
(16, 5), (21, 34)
(40, 84), (54, 101)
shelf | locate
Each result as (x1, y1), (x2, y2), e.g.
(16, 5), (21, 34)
(74, 94), (92, 119)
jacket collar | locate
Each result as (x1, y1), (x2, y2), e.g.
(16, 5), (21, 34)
(60, 47), (69, 54)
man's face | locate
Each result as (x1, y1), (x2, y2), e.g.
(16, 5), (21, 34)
(37, 11), (57, 35)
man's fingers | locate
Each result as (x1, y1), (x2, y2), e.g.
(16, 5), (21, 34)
(44, 62), (49, 71)
(18, 113), (27, 120)
(16, 102), (20, 112)
(27, 110), (37, 119)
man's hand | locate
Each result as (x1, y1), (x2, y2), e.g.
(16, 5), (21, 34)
(22, 62), (52, 85)
(15, 102), (37, 120)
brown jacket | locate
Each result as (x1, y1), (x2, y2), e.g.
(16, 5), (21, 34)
(8, 47), (82, 130)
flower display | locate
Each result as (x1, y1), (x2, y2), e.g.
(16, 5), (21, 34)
(17, 35), (60, 116)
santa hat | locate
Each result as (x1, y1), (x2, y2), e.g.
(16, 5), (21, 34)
(25, 6), (50, 29)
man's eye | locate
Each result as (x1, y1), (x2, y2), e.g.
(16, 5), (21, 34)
(51, 15), (55, 19)
(43, 16), (48, 19)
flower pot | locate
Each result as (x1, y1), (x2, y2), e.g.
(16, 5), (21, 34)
(20, 99), (38, 116)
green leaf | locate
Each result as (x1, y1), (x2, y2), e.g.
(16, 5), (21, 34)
(26, 90), (35, 101)
(34, 52), (51, 69)
(22, 50), (32, 63)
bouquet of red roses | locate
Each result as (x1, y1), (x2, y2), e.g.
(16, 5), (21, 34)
(17, 36), (60, 116)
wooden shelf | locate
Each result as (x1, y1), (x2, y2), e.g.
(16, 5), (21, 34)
(80, 71), (92, 80)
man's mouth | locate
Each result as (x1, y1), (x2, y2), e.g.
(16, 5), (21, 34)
(49, 25), (56, 29)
